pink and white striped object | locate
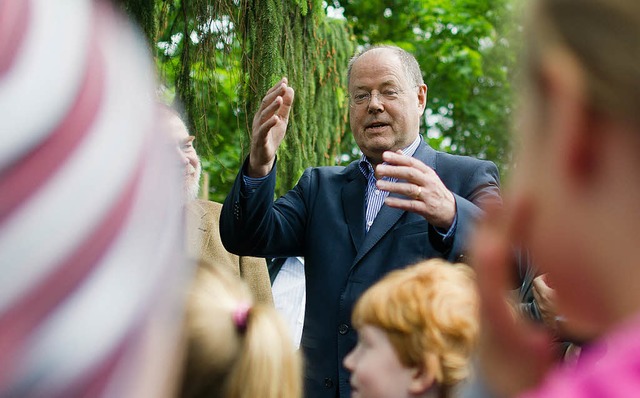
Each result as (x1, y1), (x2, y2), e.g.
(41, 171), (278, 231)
(0, 0), (190, 396)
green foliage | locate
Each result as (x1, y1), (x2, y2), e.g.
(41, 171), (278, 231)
(120, 0), (354, 200)
(337, 0), (519, 176)
(241, 0), (355, 195)
(153, 0), (255, 202)
(120, 0), (518, 200)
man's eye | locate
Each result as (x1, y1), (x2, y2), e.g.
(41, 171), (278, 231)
(354, 93), (369, 101)
(383, 90), (399, 98)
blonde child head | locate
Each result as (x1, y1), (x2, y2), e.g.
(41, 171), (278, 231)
(180, 262), (302, 398)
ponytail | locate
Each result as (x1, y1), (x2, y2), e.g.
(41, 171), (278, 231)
(225, 304), (303, 398)
(179, 263), (302, 398)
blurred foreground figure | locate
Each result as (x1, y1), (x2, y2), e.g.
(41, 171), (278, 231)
(0, 0), (188, 396)
(469, 0), (640, 397)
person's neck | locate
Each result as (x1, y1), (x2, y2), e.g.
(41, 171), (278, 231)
(366, 155), (383, 167)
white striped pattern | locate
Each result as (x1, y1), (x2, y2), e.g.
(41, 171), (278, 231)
(271, 257), (306, 349)
(0, 0), (190, 396)
(0, 0), (91, 170)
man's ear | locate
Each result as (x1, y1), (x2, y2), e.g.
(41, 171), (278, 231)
(417, 84), (428, 114)
(408, 353), (439, 395)
(541, 50), (598, 187)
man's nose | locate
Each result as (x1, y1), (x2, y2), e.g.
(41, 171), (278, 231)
(176, 147), (189, 165)
(367, 93), (383, 113)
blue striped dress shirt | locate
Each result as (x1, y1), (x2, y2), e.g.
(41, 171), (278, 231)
(358, 135), (421, 232)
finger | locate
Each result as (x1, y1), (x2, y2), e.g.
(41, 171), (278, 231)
(253, 115), (279, 145)
(532, 275), (554, 297)
(541, 273), (556, 289)
(259, 94), (284, 120)
(259, 82), (288, 113)
(264, 77), (288, 97)
(532, 276), (544, 291)
(376, 180), (420, 200)
(532, 285), (543, 305)
(375, 164), (430, 185)
(262, 80), (287, 104)
(384, 196), (423, 214)
(380, 151), (430, 173)
(261, 113), (280, 133)
(277, 86), (295, 121)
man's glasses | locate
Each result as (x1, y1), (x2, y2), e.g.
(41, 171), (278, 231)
(348, 87), (413, 108)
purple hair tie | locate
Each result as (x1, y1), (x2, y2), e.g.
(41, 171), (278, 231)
(232, 302), (251, 332)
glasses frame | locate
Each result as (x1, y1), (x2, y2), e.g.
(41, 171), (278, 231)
(347, 85), (419, 108)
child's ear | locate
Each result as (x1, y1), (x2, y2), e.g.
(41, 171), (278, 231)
(408, 353), (440, 394)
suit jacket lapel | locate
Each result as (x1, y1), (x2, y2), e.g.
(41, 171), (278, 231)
(415, 139), (437, 170)
(352, 140), (437, 266)
(352, 197), (403, 265)
(342, 163), (366, 251)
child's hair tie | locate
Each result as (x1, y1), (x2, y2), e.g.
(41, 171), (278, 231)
(232, 302), (252, 332)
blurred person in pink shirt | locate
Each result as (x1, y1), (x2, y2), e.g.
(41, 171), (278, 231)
(467, 0), (640, 397)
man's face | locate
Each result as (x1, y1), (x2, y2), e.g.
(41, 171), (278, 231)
(167, 113), (201, 201)
(348, 49), (427, 164)
(343, 325), (416, 398)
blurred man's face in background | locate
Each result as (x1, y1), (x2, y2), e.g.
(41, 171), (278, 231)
(165, 110), (201, 201)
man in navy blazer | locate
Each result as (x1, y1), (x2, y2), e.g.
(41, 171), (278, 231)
(220, 45), (501, 398)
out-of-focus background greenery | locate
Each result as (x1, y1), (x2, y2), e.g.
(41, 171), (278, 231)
(117, 0), (521, 201)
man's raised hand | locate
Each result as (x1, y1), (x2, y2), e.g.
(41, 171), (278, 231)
(248, 77), (295, 177)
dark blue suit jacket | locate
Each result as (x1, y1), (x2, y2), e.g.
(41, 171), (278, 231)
(220, 140), (500, 398)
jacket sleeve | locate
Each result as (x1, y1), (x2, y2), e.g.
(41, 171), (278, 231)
(440, 158), (501, 262)
(220, 156), (309, 258)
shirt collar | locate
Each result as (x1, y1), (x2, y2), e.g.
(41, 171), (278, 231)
(359, 135), (422, 178)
